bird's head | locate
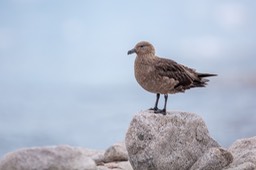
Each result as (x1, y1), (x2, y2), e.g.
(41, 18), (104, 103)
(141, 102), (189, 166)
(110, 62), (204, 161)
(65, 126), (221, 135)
(128, 41), (155, 56)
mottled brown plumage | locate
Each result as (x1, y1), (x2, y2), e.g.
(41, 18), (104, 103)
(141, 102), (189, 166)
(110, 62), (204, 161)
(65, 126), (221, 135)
(128, 41), (217, 115)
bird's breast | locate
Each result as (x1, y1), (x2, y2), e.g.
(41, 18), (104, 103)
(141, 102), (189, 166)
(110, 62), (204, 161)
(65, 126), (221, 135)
(134, 57), (164, 94)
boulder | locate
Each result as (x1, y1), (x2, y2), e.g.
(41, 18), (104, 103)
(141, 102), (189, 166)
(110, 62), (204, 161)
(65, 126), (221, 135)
(82, 148), (105, 165)
(224, 136), (256, 170)
(99, 142), (132, 170)
(125, 110), (232, 170)
(0, 145), (97, 170)
(104, 142), (128, 163)
(0, 143), (132, 170)
(191, 147), (233, 170)
(98, 161), (133, 170)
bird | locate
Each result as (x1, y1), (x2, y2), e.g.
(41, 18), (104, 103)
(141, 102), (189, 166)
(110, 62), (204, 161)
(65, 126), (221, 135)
(127, 41), (217, 115)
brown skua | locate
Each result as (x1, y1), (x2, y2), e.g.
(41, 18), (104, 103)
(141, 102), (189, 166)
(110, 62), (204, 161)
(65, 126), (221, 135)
(128, 41), (217, 115)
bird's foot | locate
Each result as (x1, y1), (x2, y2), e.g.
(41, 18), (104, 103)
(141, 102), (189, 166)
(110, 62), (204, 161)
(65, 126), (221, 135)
(148, 107), (166, 115)
(149, 107), (159, 112)
(154, 109), (166, 115)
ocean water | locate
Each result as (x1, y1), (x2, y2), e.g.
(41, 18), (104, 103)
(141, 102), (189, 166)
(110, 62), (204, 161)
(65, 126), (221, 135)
(0, 80), (255, 157)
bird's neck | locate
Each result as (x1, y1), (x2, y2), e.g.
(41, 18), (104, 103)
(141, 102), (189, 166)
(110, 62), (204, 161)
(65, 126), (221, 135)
(135, 54), (156, 65)
(139, 53), (155, 59)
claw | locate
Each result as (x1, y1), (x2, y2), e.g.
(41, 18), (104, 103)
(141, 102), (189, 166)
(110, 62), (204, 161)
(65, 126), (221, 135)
(154, 109), (166, 115)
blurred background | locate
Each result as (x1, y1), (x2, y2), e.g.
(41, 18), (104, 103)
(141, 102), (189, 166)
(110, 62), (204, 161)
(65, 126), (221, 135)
(0, 0), (255, 156)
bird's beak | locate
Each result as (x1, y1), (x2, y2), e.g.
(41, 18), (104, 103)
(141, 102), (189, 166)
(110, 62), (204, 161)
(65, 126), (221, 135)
(127, 48), (136, 55)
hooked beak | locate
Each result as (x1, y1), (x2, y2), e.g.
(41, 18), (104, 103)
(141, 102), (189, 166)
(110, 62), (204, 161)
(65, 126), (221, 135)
(127, 48), (136, 55)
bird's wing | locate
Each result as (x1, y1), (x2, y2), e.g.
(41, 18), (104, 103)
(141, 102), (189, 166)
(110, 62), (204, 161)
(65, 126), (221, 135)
(154, 57), (198, 87)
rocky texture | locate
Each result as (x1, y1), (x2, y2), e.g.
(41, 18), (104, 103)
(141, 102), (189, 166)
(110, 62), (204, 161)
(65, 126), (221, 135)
(97, 161), (133, 170)
(125, 110), (233, 170)
(0, 143), (132, 170)
(0, 145), (97, 170)
(190, 147), (233, 170)
(104, 142), (128, 163)
(224, 136), (256, 170)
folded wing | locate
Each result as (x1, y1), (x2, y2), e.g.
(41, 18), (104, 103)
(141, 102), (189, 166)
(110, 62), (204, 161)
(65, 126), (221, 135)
(154, 57), (216, 92)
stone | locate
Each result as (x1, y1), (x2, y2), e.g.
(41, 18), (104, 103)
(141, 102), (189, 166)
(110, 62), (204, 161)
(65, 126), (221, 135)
(104, 142), (128, 163)
(0, 145), (97, 170)
(81, 148), (105, 165)
(125, 110), (222, 170)
(98, 161), (133, 170)
(97, 166), (110, 170)
(0, 143), (132, 170)
(115, 161), (133, 170)
(190, 147), (233, 170)
(224, 136), (256, 170)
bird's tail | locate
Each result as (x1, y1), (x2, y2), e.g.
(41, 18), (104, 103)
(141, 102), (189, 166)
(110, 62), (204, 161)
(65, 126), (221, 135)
(191, 73), (217, 88)
(197, 73), (217, 78)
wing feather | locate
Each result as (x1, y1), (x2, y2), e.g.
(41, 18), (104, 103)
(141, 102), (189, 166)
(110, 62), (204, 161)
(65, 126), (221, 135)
(154, 57), (198, 88)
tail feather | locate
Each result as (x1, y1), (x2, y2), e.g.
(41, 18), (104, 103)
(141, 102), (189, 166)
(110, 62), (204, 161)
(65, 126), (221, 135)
(197, 73), (217, 78)
(191, 73), (217, 88)
(192, 80), (207, 88)
(174, 72), (217, 91)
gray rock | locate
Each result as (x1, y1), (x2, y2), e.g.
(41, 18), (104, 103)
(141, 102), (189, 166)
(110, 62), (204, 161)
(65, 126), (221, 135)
(224, 136), (256, 170)
(115, 161), (133, 170)
(0, 145), (97, 170)
(99, 142), (132, 170)
(81, 148), (105, 165)
(97, 166), (110, 170)
(97, 161), (133, 170)
(191, 147), (233, 170)
(104, 142), (128, 163)
(125, 110), (221, 170)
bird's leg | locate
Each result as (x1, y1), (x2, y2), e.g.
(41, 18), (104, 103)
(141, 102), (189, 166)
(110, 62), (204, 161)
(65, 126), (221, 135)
(154, 94), (168, 115)
(149, 93), (160, 111)
(162, 94), (168, 115)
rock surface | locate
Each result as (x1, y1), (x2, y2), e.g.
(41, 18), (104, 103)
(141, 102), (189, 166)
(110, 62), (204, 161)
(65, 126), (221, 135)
(224, 136), (256, 170)
(125, 110), (232, 170)
(0, 143), (131, 170)
(0, 145), (97, 170)
(104, 142), (129, 163)
(98, 161), (133, 170)
(190, 147), (233, 170)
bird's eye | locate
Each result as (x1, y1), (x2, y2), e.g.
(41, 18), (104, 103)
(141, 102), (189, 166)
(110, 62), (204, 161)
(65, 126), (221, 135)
(140, 45), (144, 48)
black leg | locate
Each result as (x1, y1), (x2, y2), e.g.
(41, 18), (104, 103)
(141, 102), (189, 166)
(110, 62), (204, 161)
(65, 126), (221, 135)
(154, 94), (168, 115)
(154, 93), (160, 110)
(149, 93), (160, 111)
(162, 94), (168, 115)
